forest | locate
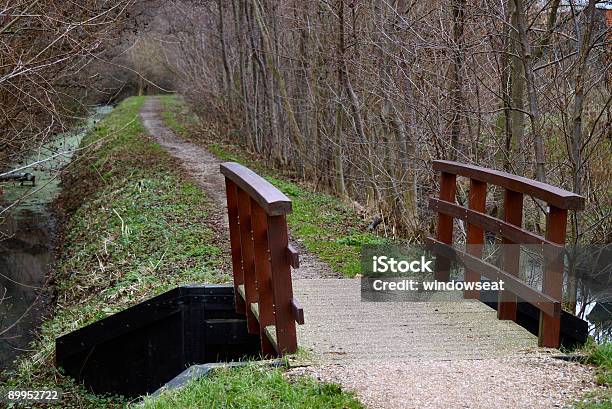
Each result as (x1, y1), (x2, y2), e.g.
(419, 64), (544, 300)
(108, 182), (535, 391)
(126, 0), (611, 242)
(1, 1), (610, 241)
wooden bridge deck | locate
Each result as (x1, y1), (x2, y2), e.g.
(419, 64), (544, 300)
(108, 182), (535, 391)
(294, 279), (538, 363)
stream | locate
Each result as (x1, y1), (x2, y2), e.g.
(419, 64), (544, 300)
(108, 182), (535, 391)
(0, 106), (112, 371)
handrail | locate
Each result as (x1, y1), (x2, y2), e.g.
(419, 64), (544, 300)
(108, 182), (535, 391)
(220, 162), (292, 216)
(426, 238), (561, 317)
(221, 162), (302, 356)
(428, 198), (562, 248)
(429, 160), (585, 348)
(433, 160), (584, 210)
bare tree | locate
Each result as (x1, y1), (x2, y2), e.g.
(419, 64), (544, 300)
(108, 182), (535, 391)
(152, 0), (610, 242)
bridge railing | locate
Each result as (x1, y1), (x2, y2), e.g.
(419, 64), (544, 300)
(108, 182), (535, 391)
(220, 162), (303, 356)
(427, 160), (584, 348)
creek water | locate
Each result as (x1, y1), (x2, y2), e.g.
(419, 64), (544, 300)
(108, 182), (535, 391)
(0, 106), (112, 371)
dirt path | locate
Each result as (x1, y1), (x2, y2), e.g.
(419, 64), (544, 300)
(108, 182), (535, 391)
(140, 97), (334, 279)
(140, 96), (599, 409)
(289, 355), (598, 409)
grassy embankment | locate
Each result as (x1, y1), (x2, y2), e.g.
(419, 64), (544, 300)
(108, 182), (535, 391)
(574, 342), (612, 409)
(141, 365), (362, 409)
(159, 95), (384, 277)
(2, 96), (362, 408)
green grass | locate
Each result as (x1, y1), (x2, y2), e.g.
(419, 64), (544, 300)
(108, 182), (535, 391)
(573, 342), (612, 409)
(142, 365), (364, 409)
(574, 390), (612, 409)
(157, 94), (198, 137)
(160, 95), (385, 277)
(585, 342), (612, 386)
(2, 96), (230, 408)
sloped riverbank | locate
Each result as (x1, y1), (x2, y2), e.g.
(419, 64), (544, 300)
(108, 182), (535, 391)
(0, 106), (112, 370)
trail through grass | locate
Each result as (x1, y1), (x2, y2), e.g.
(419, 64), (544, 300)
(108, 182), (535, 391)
(159, 95), (385, 276)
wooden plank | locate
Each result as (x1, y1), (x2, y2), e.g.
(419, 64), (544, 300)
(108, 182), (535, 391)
(539, 206), (567, 348)
(291, 298), (305, 325)
(237, 188), (259, 335)
(56, 288), (184, 357)
(225, 179), (245, 314)
(286, 244), (300, 269)
(498, 189), (523, 321)
(465, 179), (487, 299)
(482, 295), (588, 349)
(434, 172), (456, 281)
(264, 325), (279, 353)
(432, 160), (584, 210)
(267, 215), (298, 355)
(220, 162), (292, 216)
(426, 238), (560, 317)
(428, 198), (562, 248)
(250, 199), (277, 356)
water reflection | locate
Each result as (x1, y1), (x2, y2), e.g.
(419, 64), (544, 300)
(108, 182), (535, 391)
(488, 243), (611, 343)
(0, 106), (112, 370)
(0, 208), (53, 368)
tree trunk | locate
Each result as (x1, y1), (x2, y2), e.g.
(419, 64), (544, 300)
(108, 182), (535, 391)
(509, 0), (526, 176)
(448, 0), (466, 161)
(514, 0), (545, 182)
(251, 0), (305, 160)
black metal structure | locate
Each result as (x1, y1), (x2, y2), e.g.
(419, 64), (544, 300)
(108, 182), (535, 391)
(55, 285), (261, 398)
(481, 289), (588, 349)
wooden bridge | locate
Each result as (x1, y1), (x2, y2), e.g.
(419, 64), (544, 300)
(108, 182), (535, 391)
(55, 158), (587, 397)
(221, 160), (585, 361)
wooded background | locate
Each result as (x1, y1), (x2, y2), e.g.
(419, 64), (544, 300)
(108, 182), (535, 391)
(2, 0), (610, 243)
(147, 0), (610, 244)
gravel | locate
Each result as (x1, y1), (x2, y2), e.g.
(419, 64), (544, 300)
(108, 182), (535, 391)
(288, 353), (600, 409)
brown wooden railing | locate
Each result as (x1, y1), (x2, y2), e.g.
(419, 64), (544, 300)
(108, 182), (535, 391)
(221, 162), (303, 357)
(428, 160), (584, 348)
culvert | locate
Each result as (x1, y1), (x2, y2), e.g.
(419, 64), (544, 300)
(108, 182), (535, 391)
(55, 285), (262, 398)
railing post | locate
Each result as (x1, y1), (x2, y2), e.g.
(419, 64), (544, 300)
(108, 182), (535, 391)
(267, 214), (297, 355)
(220, 162), (301, 357)
(539, 205), (567, 348)
(434, 172), (457, 281)
(250, 198), (277, 357)
(225, 179), (245, 314)
(498, 189), (523, 321)
(465, 179), (487, 299)
(236, 188), (259, 334)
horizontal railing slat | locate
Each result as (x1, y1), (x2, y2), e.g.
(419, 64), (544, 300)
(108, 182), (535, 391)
(291, 298), (304, 325)
(425, 238), (560, 317)
(432, 160), (584, 210)
(428, 198), (563, 248)
(221, 162), (292, 216)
